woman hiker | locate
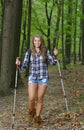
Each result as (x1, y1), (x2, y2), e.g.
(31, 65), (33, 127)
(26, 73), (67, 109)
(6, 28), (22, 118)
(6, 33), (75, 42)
(16, 34), (58, 128)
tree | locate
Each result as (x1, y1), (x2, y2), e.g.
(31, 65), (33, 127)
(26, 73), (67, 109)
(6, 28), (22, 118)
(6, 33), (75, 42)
(0, 33), (2, 75)
(27, 0), (32, 49)
(81, 0), (84, 64)
(0, 0), (23, 95)
(73, 0), (78, 64)
(20, 0), (28, 62)
(65, 0), (72, 64)
(0, 0), (4, 74)
(53, 0), (61, 49)
(45, 2), (54, 51)
(20, 0), (32, 61)
(62, 0), (66, 69)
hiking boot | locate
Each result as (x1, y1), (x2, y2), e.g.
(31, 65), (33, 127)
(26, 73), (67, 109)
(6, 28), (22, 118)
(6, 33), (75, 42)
(33, 116), (41, 128)
(28, 109), (36, 123)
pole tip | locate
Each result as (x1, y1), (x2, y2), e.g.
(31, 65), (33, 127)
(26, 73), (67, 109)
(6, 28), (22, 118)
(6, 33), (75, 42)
(12, 124), (14, 129)
(63, 113), (70, 118)
(67, 113), (70, 118)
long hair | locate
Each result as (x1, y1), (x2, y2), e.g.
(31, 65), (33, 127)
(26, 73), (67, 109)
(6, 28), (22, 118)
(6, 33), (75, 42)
(31, 34), (47, 61)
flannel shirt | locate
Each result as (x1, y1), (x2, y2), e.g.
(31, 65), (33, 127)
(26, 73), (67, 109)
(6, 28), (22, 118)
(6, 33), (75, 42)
(20, 49), (57, 79)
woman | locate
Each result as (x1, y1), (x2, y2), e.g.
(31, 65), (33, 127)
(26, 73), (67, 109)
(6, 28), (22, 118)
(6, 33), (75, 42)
(16, 34), (58, 128)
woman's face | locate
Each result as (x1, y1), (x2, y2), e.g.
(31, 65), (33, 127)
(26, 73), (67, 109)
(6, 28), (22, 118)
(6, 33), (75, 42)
(33, 37), (42, 48)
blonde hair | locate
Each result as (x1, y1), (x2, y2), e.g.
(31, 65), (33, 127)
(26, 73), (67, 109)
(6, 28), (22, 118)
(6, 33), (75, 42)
(31, 34), (47, 61)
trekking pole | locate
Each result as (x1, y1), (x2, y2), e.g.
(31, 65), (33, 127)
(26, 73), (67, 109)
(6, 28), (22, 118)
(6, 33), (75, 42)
(56, 59), (70, 117)
(12, 64), (19, 129)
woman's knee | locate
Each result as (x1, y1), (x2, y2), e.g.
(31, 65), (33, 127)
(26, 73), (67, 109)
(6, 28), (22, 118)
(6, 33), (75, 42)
(37, 96), (43, 104)
(29, 97), (35, 103)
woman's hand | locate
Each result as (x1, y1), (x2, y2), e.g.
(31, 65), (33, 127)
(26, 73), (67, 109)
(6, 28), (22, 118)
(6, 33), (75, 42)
(15, 57), (21, 66)
(53, 48), (58, 56)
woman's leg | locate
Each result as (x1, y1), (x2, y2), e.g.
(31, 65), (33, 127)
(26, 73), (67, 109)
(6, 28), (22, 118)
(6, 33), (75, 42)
(36, 85), (47, 117)
(28, 83), (38, 122)
(28, 83), (38, 111)
(33, 85), (47, 127)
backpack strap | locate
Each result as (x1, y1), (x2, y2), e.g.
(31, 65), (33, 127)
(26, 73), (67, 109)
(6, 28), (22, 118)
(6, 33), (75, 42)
(28, 49), (31, 63)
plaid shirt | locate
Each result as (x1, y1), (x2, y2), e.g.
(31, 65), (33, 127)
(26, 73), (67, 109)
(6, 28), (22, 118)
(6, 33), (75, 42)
(20, 49), (57, 79)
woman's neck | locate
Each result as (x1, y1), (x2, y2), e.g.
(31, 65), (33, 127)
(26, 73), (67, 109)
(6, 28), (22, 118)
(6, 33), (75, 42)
(35, 47), (40, 53)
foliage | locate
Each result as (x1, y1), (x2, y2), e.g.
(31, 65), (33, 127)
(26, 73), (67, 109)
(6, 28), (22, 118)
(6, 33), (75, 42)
(18, 0), (84, 64)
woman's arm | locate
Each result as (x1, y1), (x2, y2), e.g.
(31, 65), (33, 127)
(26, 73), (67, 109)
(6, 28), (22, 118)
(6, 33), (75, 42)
(47, 48), (58, 65)
(20, 50), (31, 71)
(15, 49), (31, 71)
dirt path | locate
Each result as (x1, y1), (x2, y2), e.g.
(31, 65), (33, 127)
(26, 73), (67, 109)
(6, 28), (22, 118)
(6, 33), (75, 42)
(0, 66), (84, 130)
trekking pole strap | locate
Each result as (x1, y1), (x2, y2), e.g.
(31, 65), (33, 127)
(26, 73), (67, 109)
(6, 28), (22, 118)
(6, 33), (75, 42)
(16, 64), (19, 71)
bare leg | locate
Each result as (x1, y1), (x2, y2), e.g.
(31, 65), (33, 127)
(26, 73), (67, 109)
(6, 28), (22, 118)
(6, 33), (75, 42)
(36, 85), (47, 116)
(28, 83), (38, 111)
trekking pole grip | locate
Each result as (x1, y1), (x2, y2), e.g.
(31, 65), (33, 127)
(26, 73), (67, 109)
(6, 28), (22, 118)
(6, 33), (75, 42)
(56, 55), (58, 61)
(16, 57), (20, 71)
(16, 64), (19, 71)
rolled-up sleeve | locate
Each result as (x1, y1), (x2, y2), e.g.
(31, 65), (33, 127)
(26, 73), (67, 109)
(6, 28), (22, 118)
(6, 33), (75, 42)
(47, 50), (57, 65)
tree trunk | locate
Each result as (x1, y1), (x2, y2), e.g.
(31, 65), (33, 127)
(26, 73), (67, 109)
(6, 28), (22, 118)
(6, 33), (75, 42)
(0, 0), (4, 75)
(10, 0), (23, 86)
(53, 1), (61, 49)
(73, 0), (78, 64)
(27, 0), (32, 49)
(20, 12), (26, 62)
(0, 0), (23, 95)
(0, 1), (14, 95)
(81, 0), (84, 64)
(62, 0), (66, 69)
(45, 2), (54, 51)
(65, 0), (72, 64)
(0, 34), (2, 75)
(79, 36), (81, 61)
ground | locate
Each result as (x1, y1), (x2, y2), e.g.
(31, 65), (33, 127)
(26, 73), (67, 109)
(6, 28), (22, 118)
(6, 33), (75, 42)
(0, 65), (84, 130)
